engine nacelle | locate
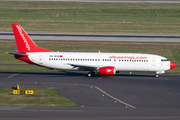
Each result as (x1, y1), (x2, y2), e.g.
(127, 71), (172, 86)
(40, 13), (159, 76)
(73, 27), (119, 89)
(99, 66), (116, 75)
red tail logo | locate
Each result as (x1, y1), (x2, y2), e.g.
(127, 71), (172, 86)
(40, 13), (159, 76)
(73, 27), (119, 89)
(12, 24), (52, 53)
(16, 25), (31, 51)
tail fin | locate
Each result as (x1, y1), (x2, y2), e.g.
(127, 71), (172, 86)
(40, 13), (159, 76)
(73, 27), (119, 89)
(12, 23), (52, 53)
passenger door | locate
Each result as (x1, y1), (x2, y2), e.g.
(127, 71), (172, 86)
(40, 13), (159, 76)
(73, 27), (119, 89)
(39, 55), (43, 64)
(152, 58), (156, 66)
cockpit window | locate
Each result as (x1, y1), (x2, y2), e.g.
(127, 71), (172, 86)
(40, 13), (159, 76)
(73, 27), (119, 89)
(161, 59), (169, 62)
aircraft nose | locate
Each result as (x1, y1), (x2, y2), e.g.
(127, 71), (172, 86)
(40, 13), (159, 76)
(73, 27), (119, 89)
(170, 62), (176, 69)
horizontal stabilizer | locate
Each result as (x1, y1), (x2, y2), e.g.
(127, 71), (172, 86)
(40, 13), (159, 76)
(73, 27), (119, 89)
(5, 52), (28, 56)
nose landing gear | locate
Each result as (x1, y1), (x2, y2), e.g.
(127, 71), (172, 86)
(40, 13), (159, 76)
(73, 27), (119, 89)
(156, 71), (164, 78)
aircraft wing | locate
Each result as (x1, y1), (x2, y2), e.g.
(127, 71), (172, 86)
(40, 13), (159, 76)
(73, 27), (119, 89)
(69, 63), (100, 71)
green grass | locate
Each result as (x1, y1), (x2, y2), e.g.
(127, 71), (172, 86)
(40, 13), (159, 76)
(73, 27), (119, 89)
(0, 1), (180, 34)
(0, 66), (54, 71)
(0, 40), (180, 73)
(166, 68), (180, 73)
(0, 1), (180, 73)
(0, 87), (79, 107)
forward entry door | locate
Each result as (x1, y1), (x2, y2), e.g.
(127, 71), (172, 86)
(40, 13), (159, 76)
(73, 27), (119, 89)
(39, 55), (43, 64)
(152, 58), (156, 66)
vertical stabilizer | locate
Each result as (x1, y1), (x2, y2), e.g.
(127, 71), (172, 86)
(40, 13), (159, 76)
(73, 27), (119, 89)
(12, 24), (52, 53)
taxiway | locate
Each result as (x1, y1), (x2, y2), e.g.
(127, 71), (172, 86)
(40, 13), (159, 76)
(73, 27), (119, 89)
(0, 71), (180, 119)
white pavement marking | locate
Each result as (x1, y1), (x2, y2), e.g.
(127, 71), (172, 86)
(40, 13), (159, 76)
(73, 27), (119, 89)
(93, 86), (135, 108)
(76, 83), (135, 108)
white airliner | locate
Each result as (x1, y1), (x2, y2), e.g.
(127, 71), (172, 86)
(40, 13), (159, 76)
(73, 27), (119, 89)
(7, 24), (176, 77)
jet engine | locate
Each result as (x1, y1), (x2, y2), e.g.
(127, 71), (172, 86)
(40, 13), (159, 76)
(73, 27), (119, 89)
(99, 66), (116, 75)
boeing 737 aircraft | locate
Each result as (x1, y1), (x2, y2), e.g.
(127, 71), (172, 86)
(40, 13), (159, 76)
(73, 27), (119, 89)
(7, 24), (176, 77)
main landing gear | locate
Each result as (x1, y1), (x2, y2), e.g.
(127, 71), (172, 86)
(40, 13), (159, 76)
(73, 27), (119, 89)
(156, 74), (159, 78)
(87, 71), (96, 77)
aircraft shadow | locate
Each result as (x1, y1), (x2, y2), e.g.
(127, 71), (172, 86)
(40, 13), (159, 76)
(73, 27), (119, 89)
(0, 71), (156, 78)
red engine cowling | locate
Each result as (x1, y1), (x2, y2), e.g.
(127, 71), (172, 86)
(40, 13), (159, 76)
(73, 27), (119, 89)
(99, 66), (116, 75)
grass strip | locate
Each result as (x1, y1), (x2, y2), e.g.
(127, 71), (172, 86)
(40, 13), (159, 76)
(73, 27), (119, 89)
(0, 1), (180, 34)
(0, 66), (54, 71)
(0, 87), (79, 107)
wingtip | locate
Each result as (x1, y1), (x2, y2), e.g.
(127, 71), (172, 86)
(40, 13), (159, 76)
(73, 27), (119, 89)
(5, 52), (10, 54)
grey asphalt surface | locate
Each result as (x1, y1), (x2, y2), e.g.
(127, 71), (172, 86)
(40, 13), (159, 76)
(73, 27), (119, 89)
(0, 71), (180, 119)
(1, 32), (180, 42)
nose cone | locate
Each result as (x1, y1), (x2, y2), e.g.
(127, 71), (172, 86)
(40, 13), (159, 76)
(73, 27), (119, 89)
(170, 62), (176, 69)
